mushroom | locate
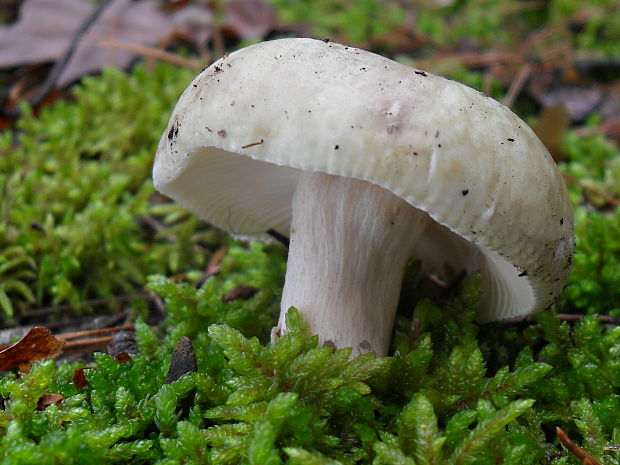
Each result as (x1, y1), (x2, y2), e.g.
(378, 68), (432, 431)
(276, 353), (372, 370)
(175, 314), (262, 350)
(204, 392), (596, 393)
(153, 38), (574, 357)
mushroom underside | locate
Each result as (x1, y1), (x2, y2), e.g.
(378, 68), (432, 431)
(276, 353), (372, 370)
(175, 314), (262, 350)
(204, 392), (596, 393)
(158, 148), (539, 348)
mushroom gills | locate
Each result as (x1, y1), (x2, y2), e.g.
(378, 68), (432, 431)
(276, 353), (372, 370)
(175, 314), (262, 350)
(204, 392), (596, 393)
(279, 171), (430, 357)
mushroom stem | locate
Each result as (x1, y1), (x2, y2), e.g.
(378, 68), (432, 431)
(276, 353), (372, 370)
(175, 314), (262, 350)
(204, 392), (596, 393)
(279, 172), (429, 357)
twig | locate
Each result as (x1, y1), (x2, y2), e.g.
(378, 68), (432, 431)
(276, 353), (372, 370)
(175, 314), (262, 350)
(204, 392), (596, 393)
(592, 117), (620, 147)
(503, 313), (620, 326)
(57, 324), (134, 341)
(0, 324), (135, 351)
(241, 139), (264, 149)
(97, 37), (203, 71)
(0, 0), (115, 119)
(556, 427), (602, 465)
(503, 63), (532, 108)
(63, 336), (114, 351)
(562, 172), (620, 208)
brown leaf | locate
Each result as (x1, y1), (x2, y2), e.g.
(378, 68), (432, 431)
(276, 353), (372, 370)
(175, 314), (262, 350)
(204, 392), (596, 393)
(533, 104), (570, 161)
(223, 0), (276, 40)
(221, 284), (260, 303)
(114, 352), (132, 363)
(170, 4), (214, 47)
(37, 393), (64, 410)
(0, 0), (174, 87)
(72, 367), (89, 388)
(0, 327), (64, 373)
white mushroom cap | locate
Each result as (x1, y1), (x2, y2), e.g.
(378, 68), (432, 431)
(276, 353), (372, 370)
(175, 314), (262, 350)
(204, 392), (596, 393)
(154, 38), (574, 348)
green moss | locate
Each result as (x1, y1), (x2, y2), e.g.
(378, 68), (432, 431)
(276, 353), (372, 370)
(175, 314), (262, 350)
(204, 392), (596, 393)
(557, 207), (620, 316)
(554, 124), (620, 316)
(3, 253), (620, 463)
(1, 1), (620, 462)
(0, 63), (225, 320)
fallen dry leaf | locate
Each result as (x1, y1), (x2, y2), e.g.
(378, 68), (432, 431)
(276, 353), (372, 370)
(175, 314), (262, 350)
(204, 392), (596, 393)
(0, 327), (64, 373)
(0, 0), (174, 87)
(533, 104), (570, 161)
(72, 367), (89, 388)
(223, 0), (276, 40)
(170, 3), (214, 47)
(114, 352), (132, 363)
(37, 393), (64, 410)
(0, 0), (276, 92)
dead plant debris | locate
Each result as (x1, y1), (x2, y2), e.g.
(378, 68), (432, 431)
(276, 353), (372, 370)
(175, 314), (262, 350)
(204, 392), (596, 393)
(0, 327), (64, 373)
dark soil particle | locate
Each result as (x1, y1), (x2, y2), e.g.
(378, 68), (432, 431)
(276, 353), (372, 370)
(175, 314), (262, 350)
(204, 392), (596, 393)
(167, 122), (179, 142)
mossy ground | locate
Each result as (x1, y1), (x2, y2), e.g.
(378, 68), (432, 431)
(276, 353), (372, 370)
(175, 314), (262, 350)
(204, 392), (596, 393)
(1, 0), (620, 463)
